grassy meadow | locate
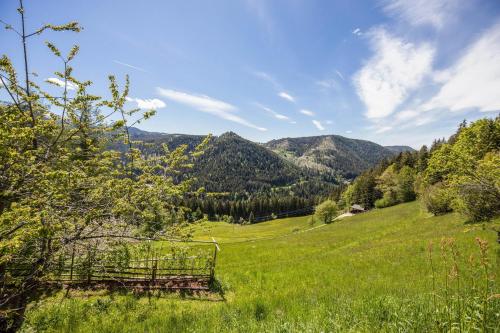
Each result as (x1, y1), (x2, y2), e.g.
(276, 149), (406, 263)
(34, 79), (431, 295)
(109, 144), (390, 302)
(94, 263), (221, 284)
(21, 202), (500, 332)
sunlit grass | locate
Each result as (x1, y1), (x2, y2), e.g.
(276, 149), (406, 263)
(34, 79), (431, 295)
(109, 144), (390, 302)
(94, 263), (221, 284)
(21, 202), (499, 332)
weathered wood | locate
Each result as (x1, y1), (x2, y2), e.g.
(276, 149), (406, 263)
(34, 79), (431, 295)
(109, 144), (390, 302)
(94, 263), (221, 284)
(4, 239), (220, 291)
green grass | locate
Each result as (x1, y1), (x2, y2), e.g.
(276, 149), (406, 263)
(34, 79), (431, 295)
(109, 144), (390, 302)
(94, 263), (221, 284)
(21, 202), (500, 332)
(190, 214), (320, 243)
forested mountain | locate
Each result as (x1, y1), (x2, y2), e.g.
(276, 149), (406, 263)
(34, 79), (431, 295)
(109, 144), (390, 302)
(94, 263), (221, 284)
(125, 129), (405, 220)
(264, 135), (401, 179)
(128, 129), (403, 192)
(190, 132), (308, 193)
(385, 145), (415, 154)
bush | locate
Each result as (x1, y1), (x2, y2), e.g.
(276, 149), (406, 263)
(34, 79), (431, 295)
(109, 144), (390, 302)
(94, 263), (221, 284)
(453, 152), (500, 222)
(375, 197), (396, 209)
(421, 183), (453, 215)
(315, 200), (338, 224)
(455, 184), (500, 222)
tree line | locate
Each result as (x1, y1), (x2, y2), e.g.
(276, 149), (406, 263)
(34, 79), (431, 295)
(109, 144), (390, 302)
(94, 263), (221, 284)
(180, 182), (345, 223)
(340, 118), (500, 223)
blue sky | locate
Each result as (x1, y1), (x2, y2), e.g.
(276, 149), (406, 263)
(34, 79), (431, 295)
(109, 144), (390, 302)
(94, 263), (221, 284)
(1, 0), (500, 148)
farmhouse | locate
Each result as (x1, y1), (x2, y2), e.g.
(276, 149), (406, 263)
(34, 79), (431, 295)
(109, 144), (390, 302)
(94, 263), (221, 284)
(349, 204), (365, 214)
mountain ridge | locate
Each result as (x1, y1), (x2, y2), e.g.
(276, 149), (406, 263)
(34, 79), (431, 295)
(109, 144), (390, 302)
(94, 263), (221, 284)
(128, 127), (413, 192)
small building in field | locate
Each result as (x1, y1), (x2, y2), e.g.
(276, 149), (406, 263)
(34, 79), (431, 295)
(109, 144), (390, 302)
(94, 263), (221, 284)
(349, 204), (365, 214)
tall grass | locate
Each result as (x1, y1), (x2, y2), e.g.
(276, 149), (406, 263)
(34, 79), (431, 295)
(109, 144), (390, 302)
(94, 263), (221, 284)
(428, 237), (499, 331)
(19, 202), (500, 332)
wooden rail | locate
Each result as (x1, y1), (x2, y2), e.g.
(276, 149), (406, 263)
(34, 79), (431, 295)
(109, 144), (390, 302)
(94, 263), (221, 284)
(4, 238), (220, 291)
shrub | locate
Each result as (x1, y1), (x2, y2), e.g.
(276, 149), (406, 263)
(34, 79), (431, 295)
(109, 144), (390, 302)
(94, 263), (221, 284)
(452, 152), (500, 222)
(375, 197), (396, 209)
(315, 200), (338, 224)
(421, 183), (453, 215)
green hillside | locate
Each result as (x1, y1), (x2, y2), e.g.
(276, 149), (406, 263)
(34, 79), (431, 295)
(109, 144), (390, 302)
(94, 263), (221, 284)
(22, 202), (499, 332)
(265, 135), (399, 179)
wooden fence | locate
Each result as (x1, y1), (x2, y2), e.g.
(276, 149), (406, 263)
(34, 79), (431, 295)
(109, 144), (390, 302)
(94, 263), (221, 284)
(5, 238), (220, 291)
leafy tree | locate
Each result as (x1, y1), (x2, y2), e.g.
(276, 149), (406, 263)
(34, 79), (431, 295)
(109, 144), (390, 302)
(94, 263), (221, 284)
(340, 183), (355, 208)
(376, 165), (399, 207)
(422, 117), (500, 221)
(416, 145), (429, 173)
(0, 3), (208, 330)
(315, 200), (338, 224)
(421, 182), (453, 215)
(452, 151), (500, 221)
(397, 166), (416, 202)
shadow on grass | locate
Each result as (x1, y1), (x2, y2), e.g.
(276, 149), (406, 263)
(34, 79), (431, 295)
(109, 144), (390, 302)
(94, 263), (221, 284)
(59, 277), (227, 303)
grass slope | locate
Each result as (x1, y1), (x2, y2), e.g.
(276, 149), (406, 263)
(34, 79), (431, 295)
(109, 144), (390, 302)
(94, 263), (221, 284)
(22, 202), (499, 332)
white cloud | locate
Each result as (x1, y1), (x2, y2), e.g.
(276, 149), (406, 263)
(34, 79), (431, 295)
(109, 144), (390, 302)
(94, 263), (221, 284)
(113, 60), (147, 73)
(380, 21), (500, 134)
(157, 88), (267, 131)
(255, 103), (294, 123)
(382, 0), (460, 29)
(353, 28), (434, 119)
(345, 130), (352, 134)
(422, 22), (500, 113)
(335, 70), (345, 81)
(300, 109), (315, 116)
(312, 120), (325, 131)
(352, 28), (362, 36)
(316, 79), (338, 90)
(252, 71), (281, 90)
(395, 109), (420, 121)
(46, 77), (77, 90)
(278, 91), (295, 103)
(375, 126), (392, 134)
(126, 97), (166, 109)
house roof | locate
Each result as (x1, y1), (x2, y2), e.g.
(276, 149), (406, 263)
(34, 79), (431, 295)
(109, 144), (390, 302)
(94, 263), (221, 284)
(351, 204), (365, 211)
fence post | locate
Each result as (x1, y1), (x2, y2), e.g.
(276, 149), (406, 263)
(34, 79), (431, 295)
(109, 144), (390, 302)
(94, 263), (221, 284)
(210, 238), (220, 282)
(151, 259), (157, 283)
(69, 244), (75, 282)
(87, 245), (92, 284)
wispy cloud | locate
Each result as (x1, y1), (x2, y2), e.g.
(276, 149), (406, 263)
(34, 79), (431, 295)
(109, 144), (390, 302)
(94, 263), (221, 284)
(345, 130), (352, 134)
(316, 79), (339, 91)
(353, 28), (434, 119)
(157, 88), (267, 131)
(251, 71), (281, 90)
(312, 120), (325, 131)
(251, 70), (298, 103)
(278, 91), (295, 103)
(300, 109), (315, 117)
(382, 0), (460, 29)
(352, 28), (362, 36)
(255, 103), (294, 123)
(126, 97), (166, 109)
(375, 126), (392, 134)
(113, 60), (147, 73)
(422, 22), (500, 113)
(380, 21), (500, 133)
(335, 70), (345, 81)
(46, 77), (77, 90)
